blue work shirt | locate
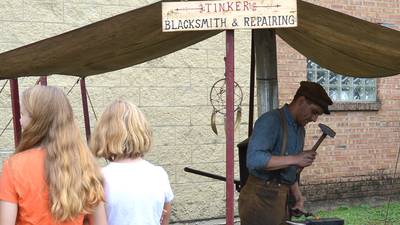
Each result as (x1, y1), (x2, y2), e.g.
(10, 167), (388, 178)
(247, 104), (305, 185)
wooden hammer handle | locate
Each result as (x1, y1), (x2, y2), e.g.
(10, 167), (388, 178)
(311, 133), (327, 152)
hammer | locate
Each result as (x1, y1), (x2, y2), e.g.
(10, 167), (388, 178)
(311, 123), (336, 152)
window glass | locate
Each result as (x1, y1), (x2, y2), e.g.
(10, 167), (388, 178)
(307, 60), (377, 102)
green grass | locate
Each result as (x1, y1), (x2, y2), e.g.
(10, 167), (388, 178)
(293, 202), (400, 225)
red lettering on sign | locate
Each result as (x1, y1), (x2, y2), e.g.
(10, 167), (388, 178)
(200, 0), (256, 13)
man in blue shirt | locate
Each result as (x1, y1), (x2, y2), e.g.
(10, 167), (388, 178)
(239, 81), (333, 225)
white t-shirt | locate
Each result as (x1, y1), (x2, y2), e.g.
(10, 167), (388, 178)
(102, 159), (174, 225)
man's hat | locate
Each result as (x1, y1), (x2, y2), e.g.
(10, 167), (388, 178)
(295, 81), (333, 114)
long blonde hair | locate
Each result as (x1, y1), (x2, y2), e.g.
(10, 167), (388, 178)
(16, 85), (104, 221)
(90, 100), (151, 161)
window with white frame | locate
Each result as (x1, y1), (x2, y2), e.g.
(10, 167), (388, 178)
(307, 60), (377, 102)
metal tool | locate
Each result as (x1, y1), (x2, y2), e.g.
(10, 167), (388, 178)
(290, 208), (315, 218)
(311, 123), (336, 152)
(297, 123), (336, 174)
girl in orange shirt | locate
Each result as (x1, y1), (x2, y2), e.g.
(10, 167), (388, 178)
(0, 86), (107, 225)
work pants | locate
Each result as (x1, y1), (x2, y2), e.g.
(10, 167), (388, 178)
(239, 175), (289, 225)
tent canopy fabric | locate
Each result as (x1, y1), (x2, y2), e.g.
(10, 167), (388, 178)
(277, 0), (400, 78)
(0, 0), (399, 79)
(0, 2), (220, 79)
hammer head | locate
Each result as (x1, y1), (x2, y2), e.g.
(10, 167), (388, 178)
(318, 123), (336, 138)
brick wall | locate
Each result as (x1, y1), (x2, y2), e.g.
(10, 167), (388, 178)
(0, 0), (399, 222)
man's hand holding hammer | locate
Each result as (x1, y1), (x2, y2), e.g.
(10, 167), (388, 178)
(296, 150), (317, 167)
(290, 123), (336, 217)
(298, 123), (336, 171)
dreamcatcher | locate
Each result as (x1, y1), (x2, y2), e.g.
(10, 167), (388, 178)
(209, 78), (243, 135)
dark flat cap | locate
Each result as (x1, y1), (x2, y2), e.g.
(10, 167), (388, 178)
(295, 81), (333, 114)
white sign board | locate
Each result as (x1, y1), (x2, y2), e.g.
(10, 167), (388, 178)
(162, 0), (297, 32)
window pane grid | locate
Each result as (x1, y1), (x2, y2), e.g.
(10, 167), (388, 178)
(306, 60), (377, 102)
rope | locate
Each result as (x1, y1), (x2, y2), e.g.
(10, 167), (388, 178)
(383, 143), (400, 225)
(0, 81), (11, 137)
(66, 78), (81, 95)
(0, 78), (41, 138)
(0, 80), (8, 94)
(1, 77), (80, 138)
(0, 118), (12, 138)
(86, 89), (98, 121)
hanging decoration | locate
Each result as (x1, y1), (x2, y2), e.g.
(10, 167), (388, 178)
(209, 78), (243, 135)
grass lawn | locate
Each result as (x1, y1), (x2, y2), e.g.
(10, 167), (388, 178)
(293, 201), (400, 225)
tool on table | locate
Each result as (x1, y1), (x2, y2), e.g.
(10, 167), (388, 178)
(290, 208), (316, 218)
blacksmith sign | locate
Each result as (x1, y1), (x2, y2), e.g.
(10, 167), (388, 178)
(162, 0), (297, 32)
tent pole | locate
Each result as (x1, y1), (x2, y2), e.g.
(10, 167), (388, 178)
(39, 76), (47, 85)
(225, 29), (235, 225)
(248, 30), (256, 137)
(80, 78), (91, 141)
(10, 79), (21, 147)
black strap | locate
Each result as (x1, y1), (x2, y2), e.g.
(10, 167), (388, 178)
(269, 108), (289, 182)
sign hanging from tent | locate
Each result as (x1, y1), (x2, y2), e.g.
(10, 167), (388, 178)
(162, 0), (297, 32)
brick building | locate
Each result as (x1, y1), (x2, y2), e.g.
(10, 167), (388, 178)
(0, 0), (399, 223)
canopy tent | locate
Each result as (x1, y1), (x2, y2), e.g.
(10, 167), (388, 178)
(0, 0), (399, 79)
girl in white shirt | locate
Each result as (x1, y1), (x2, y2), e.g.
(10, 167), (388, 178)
(90, 100), (173, 225)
